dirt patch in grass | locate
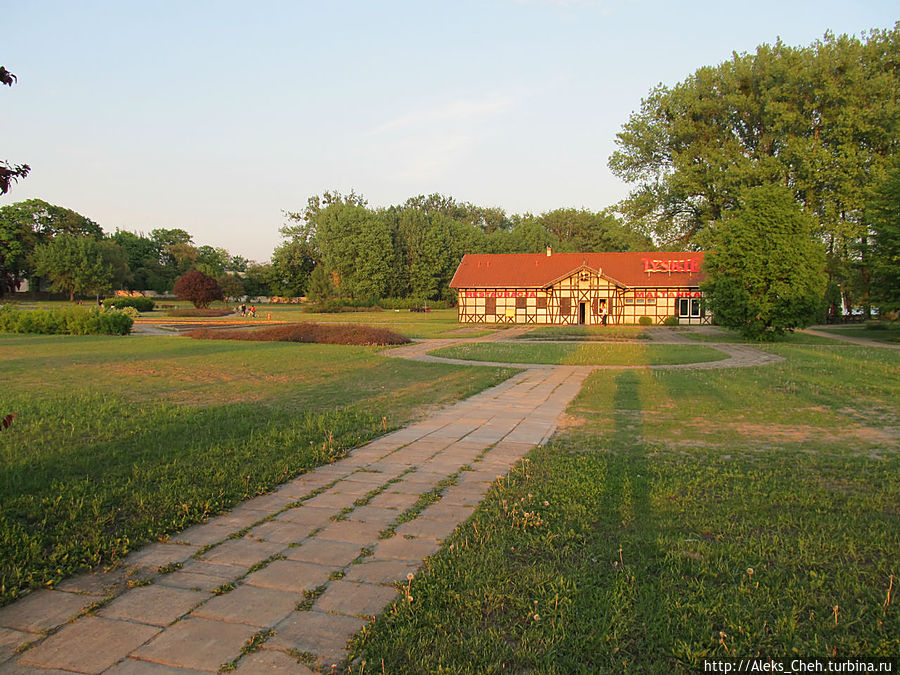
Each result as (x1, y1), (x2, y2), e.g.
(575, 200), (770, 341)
(185, 322), (411, 346)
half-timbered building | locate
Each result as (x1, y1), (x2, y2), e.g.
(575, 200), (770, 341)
(449, 249), (708, 325)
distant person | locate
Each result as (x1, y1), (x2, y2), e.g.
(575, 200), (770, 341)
(240, 303), (246, 316)
(250, 305), (256, 317)
(600, 304), (608, 326)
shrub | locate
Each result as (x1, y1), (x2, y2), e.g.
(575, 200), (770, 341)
(173, 270), (223, 308)
(103, 297), (155, 312)
(167, 308), (234, 317)
(663, 316), (680, 326)
(378, 297), (451, 310)
(185, 322), (410, 346)
(638, 316), (653, 326)
(0, 306), (132, 335)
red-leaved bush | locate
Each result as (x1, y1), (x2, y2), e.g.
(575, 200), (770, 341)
(173, 270), (224, 308)
(184, 322), (410, 346)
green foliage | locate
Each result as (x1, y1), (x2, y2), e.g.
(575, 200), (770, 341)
(30, 235), (131, 301)
(662, 315), (679, 326)
(609, 27), (900, 310)
(0, 200), (104, 297)
(867, 155), (900, 313)
(0, 306), (133, 335)
(270, 239), (316, 297)
(638, 315), (653, 326)
(703, 185), (827, 340)
(103, 297), (155, 312)
(173, 270), (223, 308)
(217, 273), (245, 301)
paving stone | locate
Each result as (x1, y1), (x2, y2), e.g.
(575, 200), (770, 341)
(54, 568), (129, 597)
(124, 543), (200, 570)
(0, 627), (32, 664)
(372, 536), (440, 562)
(343, 560), (421, 585)
(179, 560), (246, 581)
(346, 505), (399, 525)
(104, 659), (204, 673)
(234, 649), (316, 674)
(242, 493), (293, 512)
(197, 538), (284, 567)
(418, 503), (476, 523)
(192, 584), (299, 628)
(301, 491), (356, 510)
(366, 491), (420, 510)
(100, 585), (206, 627)
(314, 581), (398, 618)
(155, 570), (228, 593)
(243, 560), (331, 594)
(0, 662), (74, 674)
(393, 517), (459, 541)
(273, 506), (335, 527)
(315, 520), (383, 546)
(247, 520), (318, 545)
(0, 590), (97, 633)
(168, 523), (235, 548)
(284, 539), (362, 567)
(131, 617), (256, 672)
(266, 611), (366, 668)
(210, 506), (272, 529)
(331, 478), (383, 495)
(17, 617), (159, 674)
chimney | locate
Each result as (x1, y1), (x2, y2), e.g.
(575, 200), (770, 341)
(546, 246), (552, 257)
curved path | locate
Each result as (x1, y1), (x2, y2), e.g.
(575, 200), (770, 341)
(0, 329), (780, 674)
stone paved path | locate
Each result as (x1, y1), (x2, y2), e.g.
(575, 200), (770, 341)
(801, 326), (900, 349)
(0, 329), (780, 674)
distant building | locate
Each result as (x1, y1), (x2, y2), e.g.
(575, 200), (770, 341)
(449, 249), (708, 325)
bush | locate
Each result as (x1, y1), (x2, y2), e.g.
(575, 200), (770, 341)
(173, 270), (224, 308)
(378, 297), (452, 310)
(103, 297), (155, 312)
(663, 316), (680, 326)
(185, 322), (410, 346)
(167, 308), (234, 317)
(638, 316), (653, 326)
(0, 306), (133, 335)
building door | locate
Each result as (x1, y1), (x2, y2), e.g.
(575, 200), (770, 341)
(578, 302), (586, 325)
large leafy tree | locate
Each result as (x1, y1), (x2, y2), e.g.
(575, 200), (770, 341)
(0, 200), (104, 296)
(30, 235), (131, 301)
(609, 26), (900, 310)
(867, 156), (900, 313)
(702, 184), (827, 339)
(270, 239), (316, 297)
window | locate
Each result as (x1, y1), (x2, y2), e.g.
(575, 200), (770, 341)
(536, 297), (548, 310)
(559, 298), (571, 315)
(516, 296), (527, 310)
(485, 297), (496, 315)
(678, 298), (701, 318)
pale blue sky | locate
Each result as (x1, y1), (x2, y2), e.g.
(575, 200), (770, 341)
(2, 1), (897, 261)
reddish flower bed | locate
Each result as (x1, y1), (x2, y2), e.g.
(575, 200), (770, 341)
(185, 322), (410, 346)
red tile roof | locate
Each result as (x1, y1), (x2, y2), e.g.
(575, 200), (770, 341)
(449, 251), (706, 289)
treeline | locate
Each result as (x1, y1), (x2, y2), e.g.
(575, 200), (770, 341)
(273, 192), (650, 304)
(0, 195), (649, 303)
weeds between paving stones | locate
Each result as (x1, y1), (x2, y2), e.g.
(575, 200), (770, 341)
(220, 629), (276, 671)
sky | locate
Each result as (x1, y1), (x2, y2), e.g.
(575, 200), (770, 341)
(2, 1), (897, 262)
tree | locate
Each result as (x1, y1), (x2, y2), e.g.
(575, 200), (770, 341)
(1, 200), (105, 297)
(702, 184), (827, 339)
(609, 26), (900, 306)
(173, 270), (223, 308)
(1, 66), (30, 195)
(270, 239), (316, 297)
(217, 274), (245, 302)
(30, 235), (131, 301)
(867, 156), (900, 313)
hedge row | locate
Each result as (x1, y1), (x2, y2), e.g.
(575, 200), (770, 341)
(0, 306), (133, 335)
(185, 322), (410, 346)
(103, 297), (155, 312)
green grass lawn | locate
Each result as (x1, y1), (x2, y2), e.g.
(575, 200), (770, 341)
(353, 344), (899, 671)
(429, 342), (729, 366)
(516, 325), (654, 341)
(682, 327), (840, 345)
(814, 325), (900, 344)
(0, 334), (516, 605)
